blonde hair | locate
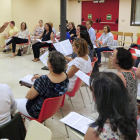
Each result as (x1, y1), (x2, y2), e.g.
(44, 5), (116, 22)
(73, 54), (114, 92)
(86, 20), (93, 26)
(74, 38), (89, 57)
(49, 22), (53, 27)
(69, 22), (75, 29)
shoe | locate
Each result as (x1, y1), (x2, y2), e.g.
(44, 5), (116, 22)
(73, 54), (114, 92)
(41, 66), (49, 70)
(6, 49), (11, 52)
(3, 50), (6, 52)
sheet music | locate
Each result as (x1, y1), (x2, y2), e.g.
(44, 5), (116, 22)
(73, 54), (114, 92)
(55, 38), (59, 43)
(20, 74), (35, 85)
(93, 45), (97, 49)
(36, 39), (42, 42)
(53, 43), (64, 55)
(36, 39), (53, 43)
(60, 39), (73, 56)
(135, 49), (140, 56)
(60, 112), (94, 134)
(75, 70), (90, 86)
(39, 51), (49, 67)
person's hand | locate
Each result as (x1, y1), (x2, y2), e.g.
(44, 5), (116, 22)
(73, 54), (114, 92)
(41, 42), (46, 44)
(94, 40), (98, 43)
(3, 22), (9, 28)
(31, 75), (41, 81)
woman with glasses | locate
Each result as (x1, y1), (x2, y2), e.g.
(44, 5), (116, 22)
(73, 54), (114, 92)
(66, 38), (92, 92)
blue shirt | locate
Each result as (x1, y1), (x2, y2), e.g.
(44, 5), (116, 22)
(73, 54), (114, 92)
(87, 27), (96, 45)
(66, 32), (71, 40)
(26, 75), (69, 119)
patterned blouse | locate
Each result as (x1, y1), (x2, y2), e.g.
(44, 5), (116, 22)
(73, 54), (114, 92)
(119, 69), (138, 117)
(34, 26), (44, 36)
(26, 75), (69, 119)
(92, 123), (140, 140)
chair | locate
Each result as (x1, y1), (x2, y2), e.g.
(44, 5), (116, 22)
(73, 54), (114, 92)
(17, 35), (31, 54)
(129, 45), (138, 60)
(137, 33), (140, 45)
(66, 78), (84, 110)
(99, 30), (103, 33)
(123, 32), (133, 46)
(96, 33), (102, 40)
(0, 113), (26, 140)
(20, 94), (69, 137)
(95, 29), (97, 34)
(112, 31), (123, 45)
(85, 57), (98, 103)
(25, 120), (52, 140)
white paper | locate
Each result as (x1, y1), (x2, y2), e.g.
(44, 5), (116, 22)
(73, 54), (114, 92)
(20, 74), (35, 85)
(39, 51), (49, 67)
(93, 45), (97, 49)
(60, 39), (73, 56)
(53, 43), (64, 55)
(55, 38), (59, 43)
(36, 39), (53, 43)
(75, 70), (90, 86)
(60, 112), (94, 134)
(36, 39), (42, 42)
(18, 36), (23, 39)
(135, 49), (140, 56)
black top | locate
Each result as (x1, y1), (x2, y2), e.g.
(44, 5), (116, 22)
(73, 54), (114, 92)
(42, 30), (52, 41)
(69, 28), (77, 40)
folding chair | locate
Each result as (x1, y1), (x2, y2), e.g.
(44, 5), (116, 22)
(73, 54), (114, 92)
(123, 32), (133, 46)
(99, 30), (103, 33)
(112, 31), (123, 45)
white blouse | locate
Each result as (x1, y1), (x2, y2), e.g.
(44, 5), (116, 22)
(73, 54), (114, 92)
(66, 55), (92, 92)
(0, 84), (17, 127)
(98, 32), (114, 47)
(17, 29), (29, 39)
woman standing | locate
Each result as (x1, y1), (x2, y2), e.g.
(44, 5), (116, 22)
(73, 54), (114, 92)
(2, 22), (29, 58)
(86, 20), (96, 45)
(32, 23), (54, 62)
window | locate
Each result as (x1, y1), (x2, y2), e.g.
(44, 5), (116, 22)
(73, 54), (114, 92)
(131, 0), (140, 26)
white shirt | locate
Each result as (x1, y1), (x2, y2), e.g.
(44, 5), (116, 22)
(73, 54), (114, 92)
(87, 27), (96, 45)
(98, 32), (114, 47)
(52, 28), (56, 36)
(0, 84), (17, 127)
(17, 29), (29, 39)
(66, 55), (92, 92)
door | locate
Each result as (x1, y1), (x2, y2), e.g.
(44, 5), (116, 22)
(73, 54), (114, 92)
(82, 0), (119, 31)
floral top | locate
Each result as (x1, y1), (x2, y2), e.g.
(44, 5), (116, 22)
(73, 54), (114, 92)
(26, 74), (69, 119)
(34, 26), (44, 36)
(93, 123), (140, 140)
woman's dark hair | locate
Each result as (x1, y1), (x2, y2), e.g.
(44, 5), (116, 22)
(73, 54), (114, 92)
(20, 22), (27, 30)
(80, 30), (93, 49)
(90, 72), (137, 140)
(104, 25), (111, 32)
(45, 23), (52, 32)
(66, 20), (68, 24)
(48, 51), (66, 74)
(77, 25), (87, 31)
(10, 21), (15, 26)
(116, 47), (134, 70)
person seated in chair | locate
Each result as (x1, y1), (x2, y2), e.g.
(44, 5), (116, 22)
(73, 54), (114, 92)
(2, 21), (18, 53)
(16, 51), (69, 119)
(66, 38), (92, 92)
(30, 20), (44, 44)
(49, 22), (56, 37)
(95, 25), (115, 66)
(68, 22), (77, 41)
(2, 22), (29, 58)
(0, 84), (17, 127)
(32, 23), (54, 62)
(76, 25), (87, 38)
(85, 72), (140, 140)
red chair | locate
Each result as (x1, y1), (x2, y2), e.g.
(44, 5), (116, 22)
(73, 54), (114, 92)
(66, 78), (84, 110)
(113, 35), (118, 40)
(137, 36), (140, 45)
(129, 46), (138, 60)
(96, 33), (102, 39)
(17, 35), (31, 54)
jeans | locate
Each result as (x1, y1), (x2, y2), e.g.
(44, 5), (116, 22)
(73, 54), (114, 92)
(6, 37), (28, 53)
(96, 47), (112, 63)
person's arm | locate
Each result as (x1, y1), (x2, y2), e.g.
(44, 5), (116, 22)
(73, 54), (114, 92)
(25, 86), (39, 100)
(50, 32), (54, 41)
(136, 66), (140, 79)
(67, 65), (79, 78)
(102, 34), (114, 47)
(36, 32), (43, 39)
(0, 22), (9, 33)
(65, 56), (73, 62)
(90, 29), (96, 45)
(84, 127), (100, 140)
(95, 33), (103, 43)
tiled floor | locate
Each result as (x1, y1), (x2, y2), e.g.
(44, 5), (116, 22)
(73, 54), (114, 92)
(0, 49), (117, 140)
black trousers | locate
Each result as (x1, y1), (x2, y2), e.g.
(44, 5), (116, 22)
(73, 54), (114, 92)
(6, 37), (28, 53)
(32, 42), (49, 58)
